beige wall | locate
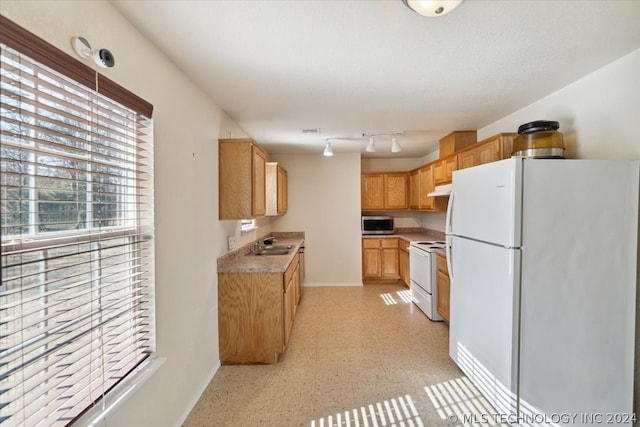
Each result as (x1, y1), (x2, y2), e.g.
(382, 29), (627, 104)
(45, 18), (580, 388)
(1, 1), (236, 425)
(270, 153), (363, 286)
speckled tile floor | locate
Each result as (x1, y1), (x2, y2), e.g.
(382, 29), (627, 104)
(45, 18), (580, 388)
(183, 284), (473, 427)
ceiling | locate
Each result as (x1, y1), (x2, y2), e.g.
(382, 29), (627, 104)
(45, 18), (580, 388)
(112, 0), (640, 159)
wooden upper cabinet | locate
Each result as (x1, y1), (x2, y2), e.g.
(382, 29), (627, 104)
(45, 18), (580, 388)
(457, 133), (518, 172)
(266, 162), (287, 216)
(219, 138), (267, 219)
(439, 131), (477, 157)
(277, 166), (287, 213)
(361, 174), (385, 210)
(384, 173), (409, 210)
(477, 139), (501, 165)
(457, 148), (477, 170)
(434, 155), (458, 185)
(418, 165), (434, 210)
(361, 172), (408, 211)
(409, 169), (420, 210)
(252, 147), (266, 216)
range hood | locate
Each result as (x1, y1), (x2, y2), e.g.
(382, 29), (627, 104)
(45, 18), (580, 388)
(427, 184), (452, 197)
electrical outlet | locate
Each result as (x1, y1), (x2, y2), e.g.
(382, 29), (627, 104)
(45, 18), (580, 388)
(227, 236), (236, 250)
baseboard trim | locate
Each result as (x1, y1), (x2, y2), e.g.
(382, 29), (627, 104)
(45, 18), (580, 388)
(176, 359), (221, 426)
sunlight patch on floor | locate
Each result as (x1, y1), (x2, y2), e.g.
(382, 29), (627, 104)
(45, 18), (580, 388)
(425, 377), (508, 426)
(310, 394), (423, 427)
(380, 290), (414, 305)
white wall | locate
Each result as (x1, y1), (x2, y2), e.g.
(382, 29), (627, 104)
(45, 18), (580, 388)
(270, 153), (363, 286)
(422, 49), (640, 233)
(1, 1), (236, 425)
(479, 49), (640, 160)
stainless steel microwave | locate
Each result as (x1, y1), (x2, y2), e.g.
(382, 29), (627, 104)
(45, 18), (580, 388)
(362, 216), (394, 235)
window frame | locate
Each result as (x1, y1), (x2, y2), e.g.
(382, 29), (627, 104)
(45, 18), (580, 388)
(1, 15), (155, 426)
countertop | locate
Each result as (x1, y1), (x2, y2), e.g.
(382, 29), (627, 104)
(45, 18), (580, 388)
(217, 232), (305, 274)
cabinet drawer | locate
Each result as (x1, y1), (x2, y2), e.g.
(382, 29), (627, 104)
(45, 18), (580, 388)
(381, 238), (398, 248)
(436, 253), (448, 275)
(362, 238), (381, 249)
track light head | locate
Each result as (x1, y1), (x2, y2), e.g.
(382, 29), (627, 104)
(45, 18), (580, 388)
(391, 136), (401, 153)
(365, 137), (376, 153)
(323, 140), (333, 157)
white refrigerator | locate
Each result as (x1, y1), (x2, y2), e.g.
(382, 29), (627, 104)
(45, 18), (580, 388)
(445, 158), (639, 426)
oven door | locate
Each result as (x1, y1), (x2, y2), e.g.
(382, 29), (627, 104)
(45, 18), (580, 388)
(409, 246), (433, 293)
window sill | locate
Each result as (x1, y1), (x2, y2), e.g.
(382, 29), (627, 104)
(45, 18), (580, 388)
(75, 356), (166, 427)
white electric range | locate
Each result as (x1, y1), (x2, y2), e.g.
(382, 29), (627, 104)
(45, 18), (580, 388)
(408, 241), (445, 321)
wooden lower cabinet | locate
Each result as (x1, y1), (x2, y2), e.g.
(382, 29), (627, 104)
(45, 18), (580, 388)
(399, 239), (410, 287)
(362, 238), (400, 283)
(436, 254), (450, 323)
(218, 253), (300, 364)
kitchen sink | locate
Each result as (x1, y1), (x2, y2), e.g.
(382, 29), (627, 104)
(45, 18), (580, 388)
(251, 245), (293, 256)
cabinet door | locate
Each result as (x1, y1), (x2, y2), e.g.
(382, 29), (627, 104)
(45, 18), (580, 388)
(381, 248), (399, 278)
(362, 247), (381, 278)
(252, 146), (266, 217)
(362, 238), (381, 278)
(477, 139), (500, 165)
(436, 270), (450, 323)
(409, 170), (420, 209)
(399, 249), (409, 287)
(384, 173), (409, 210)
(444, 155), (457, 183)
(457, 148), (477, 170)
(419, 165), (434, 210)
(499, 135), (516, 159)
(293, 262), (300, 307)
(277, 166), (287, 214)
(219, 139), (253, 219)
(433, 160), (447, 185)
(283, 277), (294, 348)
(381, 239), (399, 278)
(361, 174), (385, 210)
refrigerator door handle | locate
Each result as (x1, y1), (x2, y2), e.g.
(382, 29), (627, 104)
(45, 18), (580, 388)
(446, 237), (454, 282)
(445, 189), (455, 281)
(445, 189), (455, 235)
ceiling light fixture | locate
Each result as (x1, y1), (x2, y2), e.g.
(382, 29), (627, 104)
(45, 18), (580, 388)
(391, 136), (401, 153)
(323, 139), (333, 157)
(365, 137), (376, 153)
(362, 131), (403, 154)
(402, 0), (463, 17)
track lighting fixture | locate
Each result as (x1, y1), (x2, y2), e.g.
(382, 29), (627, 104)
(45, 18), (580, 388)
(362, 131), (403, 154)
(321, 132), (403, 157)
(323, 140), (333, 157)
(391, 136), (401, 153)
(365, 137), (376, 153)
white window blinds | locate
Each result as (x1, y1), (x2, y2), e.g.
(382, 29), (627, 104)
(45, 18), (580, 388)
(0, 30), (155, 427)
